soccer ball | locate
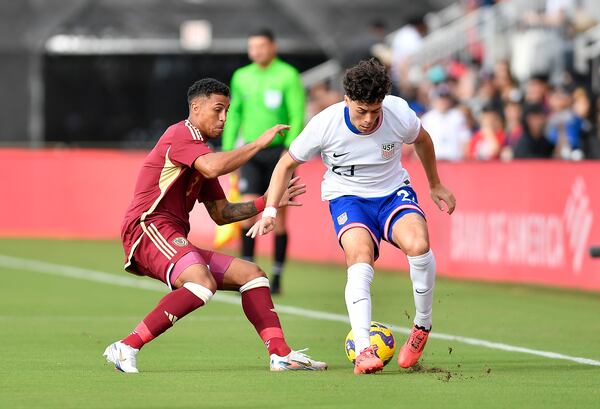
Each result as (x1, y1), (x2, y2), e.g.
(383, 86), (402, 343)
(345, 321), (396, 365)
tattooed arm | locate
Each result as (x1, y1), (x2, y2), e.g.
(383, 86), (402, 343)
(204, 198), (260, 226)
(204, 176), (306, 225)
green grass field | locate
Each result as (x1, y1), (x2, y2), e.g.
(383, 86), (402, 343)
(1, 238), (599, 408)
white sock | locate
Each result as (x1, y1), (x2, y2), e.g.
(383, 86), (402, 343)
(345, 263), (374, 353)
(407, 249), (436, 330)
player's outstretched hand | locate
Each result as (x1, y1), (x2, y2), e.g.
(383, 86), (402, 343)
(246, 217), (275, 238)
(278, 176), (306, 207)
(256, 124), (290, 149)
(430, 184), (456, 214)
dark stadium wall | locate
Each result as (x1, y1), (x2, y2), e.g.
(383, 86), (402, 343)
(43, 53), (327, 148)
(1, 149), (599, 291)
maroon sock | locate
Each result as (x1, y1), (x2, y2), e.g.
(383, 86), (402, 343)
(241, 286), (291, 356)
(122, 287), (205, 349)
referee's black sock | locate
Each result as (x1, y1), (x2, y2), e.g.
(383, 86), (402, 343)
(241, 228), (255, 262)
(271, 233), (288, 294)
(274, 233), (288, 273)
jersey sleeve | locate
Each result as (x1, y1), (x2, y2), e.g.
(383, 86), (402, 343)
(169, 127), (213, 168)
(288, 115), (322, 162)
(388, 96), (421, 144)
(198, 177), (226, 202)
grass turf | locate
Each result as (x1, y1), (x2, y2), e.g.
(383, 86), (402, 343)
(1, 238), (599, 408)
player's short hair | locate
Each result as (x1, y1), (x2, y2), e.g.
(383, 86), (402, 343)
(249, 28), (275, 42)
(187, 78), (230, 104)
(343, 58), (391, 104)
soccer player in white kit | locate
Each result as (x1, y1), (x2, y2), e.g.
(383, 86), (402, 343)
(247, 59), (456, 374)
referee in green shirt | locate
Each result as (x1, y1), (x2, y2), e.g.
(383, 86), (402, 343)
(221, 28), (305, 294)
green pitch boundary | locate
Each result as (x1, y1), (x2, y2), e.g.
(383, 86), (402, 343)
(2, 254), (599, 367)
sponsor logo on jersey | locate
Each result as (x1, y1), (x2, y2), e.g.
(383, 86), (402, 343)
(337, 212), (348, 225)
(173, 237), (189, 247)
(381, 143), (397, 160)
(333, 152), (349, 158)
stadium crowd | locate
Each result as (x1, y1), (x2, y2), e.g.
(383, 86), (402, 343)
(308, 0), (600, 161)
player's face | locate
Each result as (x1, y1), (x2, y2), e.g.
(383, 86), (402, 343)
(190, 94), (230, 139)
(344, 96), (383, 133)
(248, 36), (276, 67)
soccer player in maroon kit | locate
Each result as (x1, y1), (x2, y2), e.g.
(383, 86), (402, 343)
(103, 78), (327, 373)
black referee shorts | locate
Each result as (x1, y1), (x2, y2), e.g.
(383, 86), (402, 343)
(239, 146), (285, 195)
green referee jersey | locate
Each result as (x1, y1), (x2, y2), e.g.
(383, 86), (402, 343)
(221, 57), (305, 151)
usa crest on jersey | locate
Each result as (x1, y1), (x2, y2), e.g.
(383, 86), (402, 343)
(381, 143), (397, 160)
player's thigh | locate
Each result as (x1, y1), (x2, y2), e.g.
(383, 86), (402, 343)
(173, 262), (217, 293)
(390, 212), (430, 257)
(340, 227), (376, 267)
(220, 257), (267, 291)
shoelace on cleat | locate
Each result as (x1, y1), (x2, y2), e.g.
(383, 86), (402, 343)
(408, 331), (427, 351)
(358, 345), (379, 360)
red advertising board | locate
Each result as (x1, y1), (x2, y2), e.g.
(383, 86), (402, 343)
(1, 149), (599, 291)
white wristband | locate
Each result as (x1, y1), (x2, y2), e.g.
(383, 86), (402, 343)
(262, 206), (277, 219)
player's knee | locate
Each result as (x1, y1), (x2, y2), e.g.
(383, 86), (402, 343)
(195, 275), (218, 294)
(403, 237), (430, 257)
(239, 266), (270, 293)
(183, 282), (215, 304)
(183, 271), (217, 293)
(345, 245), (374, 265)
(237, 263), (267, 288)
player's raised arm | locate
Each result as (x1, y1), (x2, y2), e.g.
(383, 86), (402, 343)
(246, 152), (301, 238)
(194, 125), (289, 178)
(412, 126), (456, 214)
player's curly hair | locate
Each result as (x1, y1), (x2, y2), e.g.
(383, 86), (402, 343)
(343, 58), (391, 103)
(187, 78), (230, 104)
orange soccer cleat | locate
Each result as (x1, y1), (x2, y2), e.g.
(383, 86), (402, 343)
(354, 345), (384, 375)
(398, 325), (430, 368)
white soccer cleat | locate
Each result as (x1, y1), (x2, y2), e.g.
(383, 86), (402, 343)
(270, 348), (328, 371)
(103, 341), (139, 373)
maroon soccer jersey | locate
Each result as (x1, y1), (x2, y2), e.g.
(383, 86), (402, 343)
(121, 120), (225, 271)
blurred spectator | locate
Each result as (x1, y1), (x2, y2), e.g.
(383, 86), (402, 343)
(341, 20), (388, 69)
(493, 60), (518, 103)
(467, 106), (505, 160)
(390, 15), (427, 96)
(457, 103), (479, 135)
(547, 85), (585, 159)
(513, 103), (554, 158)
(524, 74), (550, 108)
(500, 98), (524, 161)
(453, 64), (478, 102)
(307, 82), (342, 120)
(468, 71), (503, 119)
(572, 87), (596, 158)
(421, 85), (471, 161)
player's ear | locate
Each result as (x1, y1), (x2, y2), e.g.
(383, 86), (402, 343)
(190, 99), (199, 113)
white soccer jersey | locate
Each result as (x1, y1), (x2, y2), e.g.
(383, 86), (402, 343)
(289, 95), (421, 200)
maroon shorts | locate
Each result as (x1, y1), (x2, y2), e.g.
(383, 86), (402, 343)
(128, 220), (234, 290)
